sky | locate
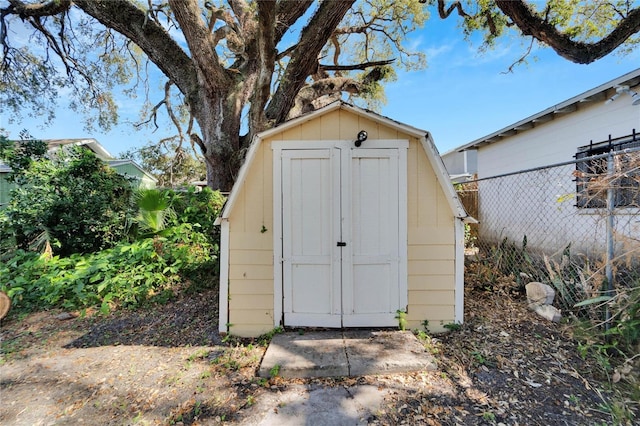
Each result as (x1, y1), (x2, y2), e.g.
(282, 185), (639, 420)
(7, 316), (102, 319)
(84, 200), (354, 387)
(1, 6), (639, 157)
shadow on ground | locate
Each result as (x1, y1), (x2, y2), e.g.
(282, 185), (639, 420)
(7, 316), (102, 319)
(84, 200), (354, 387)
(65, 289), (222, 348)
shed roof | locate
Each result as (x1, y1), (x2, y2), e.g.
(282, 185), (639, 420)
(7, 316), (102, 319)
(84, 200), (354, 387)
(448, 67), (640, 154)
(217, 101), (474, 224)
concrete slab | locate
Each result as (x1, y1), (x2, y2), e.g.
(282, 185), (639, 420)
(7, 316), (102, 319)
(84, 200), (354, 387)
(259, 330), (436, 379)
(344, 330), (437, 376)
(238, 384), (391, 425)
(258, 332), (349, 378)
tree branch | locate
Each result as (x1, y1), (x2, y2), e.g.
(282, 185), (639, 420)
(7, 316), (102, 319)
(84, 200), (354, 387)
(6, 0), (72, 17)
(319, 59), (395, 72)
(73, 0), (199, 105)
(275, 0), (313, 44)
(168, 0), (231, 96)
(436, 0), (469, 19)
(249, 1), (276, 134)
(288, 77), (358, 119)
(266, 0), (355, 124)
(496, 0), (640, 64)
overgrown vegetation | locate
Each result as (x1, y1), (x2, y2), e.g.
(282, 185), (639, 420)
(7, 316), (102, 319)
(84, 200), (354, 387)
(1, 223), (215, 314)
(120, 141), (206, 189)
(0, 136), (135, 255)
(465, 245), (640, 423)
(0, 139), (224, 315)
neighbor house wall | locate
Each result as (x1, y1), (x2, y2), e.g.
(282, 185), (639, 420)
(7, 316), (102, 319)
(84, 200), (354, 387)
(476, 90), (639, 255)
(226, 108), (458, 336)
(442, 149), (477, 177)
(477, 95), (637, 177)
(0, 173), (16, 207)
(110, 163), (156, 189)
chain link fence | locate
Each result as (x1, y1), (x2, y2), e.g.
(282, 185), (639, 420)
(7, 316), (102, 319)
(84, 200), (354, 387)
(458, 148), (640, 325)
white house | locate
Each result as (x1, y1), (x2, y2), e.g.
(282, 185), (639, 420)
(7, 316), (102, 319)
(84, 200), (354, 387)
(441, 149), (477, 183)
(451, 68), (640, 256)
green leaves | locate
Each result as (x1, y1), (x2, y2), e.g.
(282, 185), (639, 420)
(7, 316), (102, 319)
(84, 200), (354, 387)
(0, 224), (215, 315)
(0, 136), (47, 178)
(3, 145), (136, 256)
(0, 183), (224, 316)
(132, 189), (176, 236)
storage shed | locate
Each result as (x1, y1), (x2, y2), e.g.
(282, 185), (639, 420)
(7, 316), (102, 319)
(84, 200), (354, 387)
(216, 102), (474, 337)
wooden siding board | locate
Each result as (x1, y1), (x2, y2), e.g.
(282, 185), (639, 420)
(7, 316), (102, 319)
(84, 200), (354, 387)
(231, 280), (274, 295)
(406, 320), (452, 334)
(408, 260), (454, 276)
(356, 117), (379, 138)
(407, 143), (419, 228)
(407, 305), (454, 322)
(229, 309), (273, 325)
(229, 250), (273, 265)
(378, 126), (399, 139)
(408, 245), (455, 260)
(242, 146), (266, 231)
(409, 290), (455, 305)
(230, 188), (247, 232)
(280, 126), (303, 140)
(229, 264), (274, 280)
(339, 111), (360, 137)
(320, 112), (341, 139)
(262, 142), (274, 224)
(299, 117), (323, 139)
(230, 294), (273, 310)
(437, 189), (454, 226)
(230, 324), (274, 337)
(408, 275), (455, 291)
(230, 232), (273, 250)
(408, 228), (454, 245)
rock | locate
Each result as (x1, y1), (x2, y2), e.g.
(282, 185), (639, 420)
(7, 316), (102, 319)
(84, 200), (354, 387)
(525, 282), (555, 306)
(55, 312), (78, 321)
(532, 304), (562, 322)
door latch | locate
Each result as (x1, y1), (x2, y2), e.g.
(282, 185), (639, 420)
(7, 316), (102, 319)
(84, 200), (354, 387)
(337, 242), (347, 247)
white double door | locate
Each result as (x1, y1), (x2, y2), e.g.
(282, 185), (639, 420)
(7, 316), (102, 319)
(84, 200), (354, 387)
(276, 140), (407, 328)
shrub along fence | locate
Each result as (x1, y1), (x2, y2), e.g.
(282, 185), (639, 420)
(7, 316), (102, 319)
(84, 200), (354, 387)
(458, 148), (639, 353)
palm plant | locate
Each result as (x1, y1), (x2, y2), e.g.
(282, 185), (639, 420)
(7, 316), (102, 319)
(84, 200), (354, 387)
(132, 189), (176, 237)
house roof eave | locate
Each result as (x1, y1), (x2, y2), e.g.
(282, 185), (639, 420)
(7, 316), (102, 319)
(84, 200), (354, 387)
(452, 67), (640, 153)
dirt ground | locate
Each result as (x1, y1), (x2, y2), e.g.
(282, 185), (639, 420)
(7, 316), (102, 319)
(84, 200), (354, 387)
(0, 285), (634, 425)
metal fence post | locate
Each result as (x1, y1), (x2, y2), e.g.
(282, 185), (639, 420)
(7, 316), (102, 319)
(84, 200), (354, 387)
(605, 150), (614, 331)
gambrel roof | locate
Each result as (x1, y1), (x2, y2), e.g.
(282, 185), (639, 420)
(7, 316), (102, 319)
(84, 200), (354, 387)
(217, 101), (475, 224)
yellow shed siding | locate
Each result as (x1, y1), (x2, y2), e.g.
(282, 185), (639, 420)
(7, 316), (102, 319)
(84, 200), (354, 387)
(406, 135), (457, 332)
(278, 109), (404, 141)
(227, 136), (276, 337)
(224, 106), (459, 337)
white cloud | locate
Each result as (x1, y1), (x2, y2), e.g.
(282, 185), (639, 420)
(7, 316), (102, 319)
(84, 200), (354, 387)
(424, 43), (454, 61)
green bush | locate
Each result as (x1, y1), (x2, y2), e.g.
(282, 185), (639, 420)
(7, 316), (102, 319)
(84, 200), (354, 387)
(169, 187), (224, 238)
(0, 223), (215, 314)
(2, 143), (136, 256)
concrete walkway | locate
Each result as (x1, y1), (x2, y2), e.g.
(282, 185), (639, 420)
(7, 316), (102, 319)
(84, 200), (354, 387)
(259, 329), (436, 379)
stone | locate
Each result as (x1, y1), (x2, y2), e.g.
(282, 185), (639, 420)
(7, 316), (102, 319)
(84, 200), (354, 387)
(525, 282), (556, 306)
(532, 304), (562, 322)
(55, 312), (78, 321)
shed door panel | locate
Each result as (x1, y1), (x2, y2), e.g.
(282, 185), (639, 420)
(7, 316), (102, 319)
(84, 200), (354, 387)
(281, 149), (341, 327)
(343, 149), (400, 326)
